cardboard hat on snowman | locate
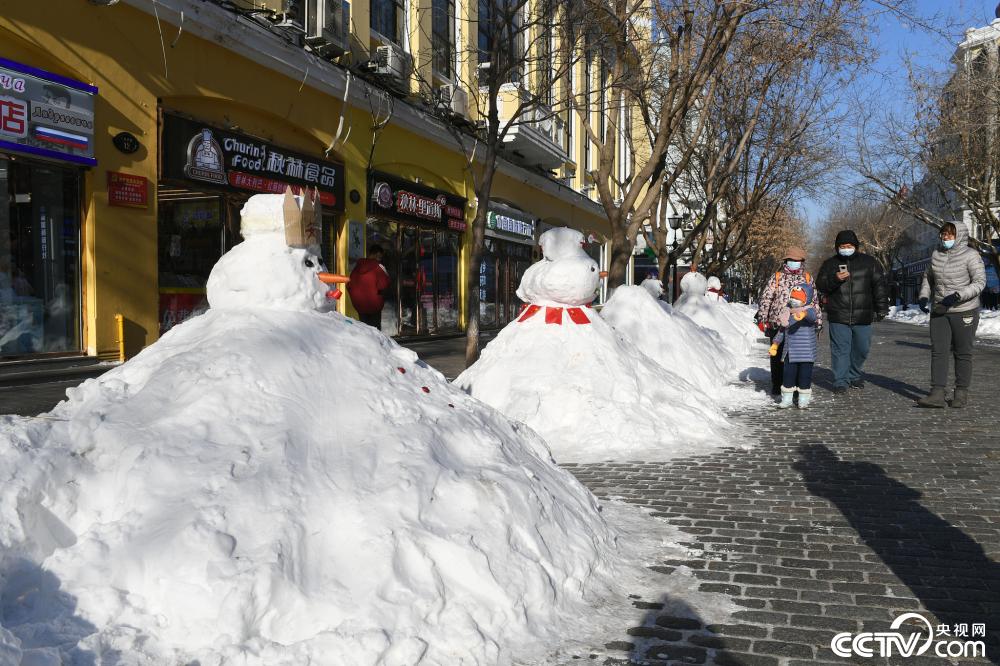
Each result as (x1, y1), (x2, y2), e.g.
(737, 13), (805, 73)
(206, 187), (348, 312)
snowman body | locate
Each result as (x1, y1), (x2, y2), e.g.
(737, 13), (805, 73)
(515, 228), (599, 321)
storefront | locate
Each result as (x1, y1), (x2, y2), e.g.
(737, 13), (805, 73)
(480, 203), (536, 329)
(158, 111), (345, 334)
(0, 57), (94, 359)
(366, 170), (466, 337)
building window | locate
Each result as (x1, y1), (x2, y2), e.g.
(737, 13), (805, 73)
(432, 0), (455, 78)
(478, 0), (521, 85)
(371, 0), (402, 44)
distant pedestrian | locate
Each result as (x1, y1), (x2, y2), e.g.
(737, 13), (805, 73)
(769, 284), (819, 409)
(348, 244), (391, 329)
(815, 230), (889, 394)
(755, 246), (821, 395)
(915, 223), (986, 408)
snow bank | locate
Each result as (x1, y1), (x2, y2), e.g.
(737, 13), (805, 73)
(0, 308), (633, 665)
(601, 286), (734, 396)
(454, 308), (733, 464)
(673, 273), (757, 357)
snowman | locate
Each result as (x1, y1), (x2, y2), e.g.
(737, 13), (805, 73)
(456, 227), (731, 463)
(206, 187), (348, 312)
(674, 271), (756, 356)
(705, 276), (725, 302)
(514, 227), (606, 323)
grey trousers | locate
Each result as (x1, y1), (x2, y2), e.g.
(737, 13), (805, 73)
(929, 311), (980, 389)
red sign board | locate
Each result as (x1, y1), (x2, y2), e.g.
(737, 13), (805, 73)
(107, 171), (148, 208)
(229, 170), (336, 206)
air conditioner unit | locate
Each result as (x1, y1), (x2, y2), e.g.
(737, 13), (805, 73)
(275, 0), (306, 32)
(374, 44), (412, 91)
(437, 84), (469, 116)
(305, 0), (350, 57)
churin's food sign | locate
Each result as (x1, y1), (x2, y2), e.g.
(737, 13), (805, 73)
(161, 113), (345, 211)
(0, 57), (97, 166)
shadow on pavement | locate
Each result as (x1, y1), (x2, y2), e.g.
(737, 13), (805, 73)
(896, 340), (932, 350)
(794, 444), (1000, 664)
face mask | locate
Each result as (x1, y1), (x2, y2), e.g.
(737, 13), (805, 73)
(785, 261), (802, 271)
(788, 298), (805, 308)
(942, 239), (956, 250)
(838, 248), (855, 257)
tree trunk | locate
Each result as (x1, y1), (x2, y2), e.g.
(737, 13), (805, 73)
(464, 164), (496, 368)
(607, 222), (634, 290)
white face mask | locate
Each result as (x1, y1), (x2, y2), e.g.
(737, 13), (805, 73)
(838, 247), (855, 257)
(788, 298), (805, 308)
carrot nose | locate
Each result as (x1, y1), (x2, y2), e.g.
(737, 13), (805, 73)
(318, 272), (349, 284)
(599, 271), (608, 279)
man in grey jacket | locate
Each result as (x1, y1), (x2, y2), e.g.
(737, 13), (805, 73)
(916, 222), (986, 408)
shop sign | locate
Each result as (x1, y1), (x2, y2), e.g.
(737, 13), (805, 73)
(0, 57), (97, 166)
(368, 170), (466, 230)
(107, 171), (148, 208)
(161, 113), (345, 211)
(487, 204), (535, 240)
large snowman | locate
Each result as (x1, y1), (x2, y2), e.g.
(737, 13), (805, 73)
(0, 195), (630, 665)
(456, 227), (732, 463)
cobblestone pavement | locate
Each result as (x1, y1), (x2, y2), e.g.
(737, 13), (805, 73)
(564, 321), (1000, 666)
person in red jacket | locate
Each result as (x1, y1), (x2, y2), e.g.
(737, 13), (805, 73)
(348, 244), (391, 329)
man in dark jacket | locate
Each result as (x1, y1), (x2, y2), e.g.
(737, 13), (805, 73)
(815, 230), (889, 394)
(348, 244), (391, 329)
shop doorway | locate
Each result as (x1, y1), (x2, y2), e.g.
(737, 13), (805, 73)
(0, 155), (82, 359)
(479, 237), (532, 329)
(366, 219), (461, 337)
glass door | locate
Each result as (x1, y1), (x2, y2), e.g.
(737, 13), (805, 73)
(398, 225), (418, 335)
(418, 230), (435, 334)
(0, 156), (82, 357)
(436, 231), (460, 332)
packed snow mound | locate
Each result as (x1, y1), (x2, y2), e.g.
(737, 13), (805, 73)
(455, 309), (733, 463)
(639, 278), (665, 301)
(601, 286), (736, 397)
(0, 307), (628, 665)
(674, 273), (754, 357)
(517, 228), (600, 306)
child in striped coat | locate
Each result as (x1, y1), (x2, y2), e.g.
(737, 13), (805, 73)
(769, 284), (819, 409)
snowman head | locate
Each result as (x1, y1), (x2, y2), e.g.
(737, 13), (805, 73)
(207, 189), (348, 312)
(706, 276), (722, 292)
(516, 227), (604, 306)
(680, 271), (707, 296)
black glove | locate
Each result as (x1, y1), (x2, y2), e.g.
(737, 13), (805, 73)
(918, 297), (929, 313)
(940, 292), (960, 308)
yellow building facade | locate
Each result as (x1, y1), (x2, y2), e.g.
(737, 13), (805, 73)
(0, 0), (615, 361)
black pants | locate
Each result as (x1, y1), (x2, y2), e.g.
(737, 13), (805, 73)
(930, 311), (979, 389)
(359, 310), (382, 329)
(768, 330), (783, 393)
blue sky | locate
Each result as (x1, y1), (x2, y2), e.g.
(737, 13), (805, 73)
(799, 0), (1000, 226)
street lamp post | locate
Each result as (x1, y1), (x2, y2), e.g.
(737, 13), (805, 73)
(667, 214), (685, 304)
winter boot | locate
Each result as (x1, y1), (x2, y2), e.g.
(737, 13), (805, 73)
(951, 388), (969, 409)
(916, 387), (947, 408)
(797, 388), (813, 409)
(778, 386), (795, 409)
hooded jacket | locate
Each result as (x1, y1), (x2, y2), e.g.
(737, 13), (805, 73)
(347, 258), (391, 315)
(755, 265), (822, 332)
(816, 230), (888, 326)
(918, 223), (986, 315)
(773, 283), (819, 363)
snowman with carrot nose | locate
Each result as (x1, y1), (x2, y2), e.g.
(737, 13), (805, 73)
(206, 187), (349, 312)
(768, 283), (819, 409)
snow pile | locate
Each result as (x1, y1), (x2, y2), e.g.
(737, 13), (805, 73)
(639, 278), (666, 302)
(601, 286), (735, 397)
(889, 304), (1000, 339)
(456, 229), (733, 464)
(0, 198), (724, 665)
(673, 273), (757, 356)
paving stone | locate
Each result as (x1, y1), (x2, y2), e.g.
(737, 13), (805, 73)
(560, 322), (1000, 666)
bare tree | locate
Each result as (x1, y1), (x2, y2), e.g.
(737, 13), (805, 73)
(856, 36), (1000, 274)
(405, 0), (590, 365)
(730, 203), (809, 300)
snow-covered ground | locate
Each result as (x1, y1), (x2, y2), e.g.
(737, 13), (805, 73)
(888, 304), (1000, 340)
(0, 198), (741, 666)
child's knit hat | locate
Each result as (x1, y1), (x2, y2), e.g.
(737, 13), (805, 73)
(789, 285), (810, 303)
